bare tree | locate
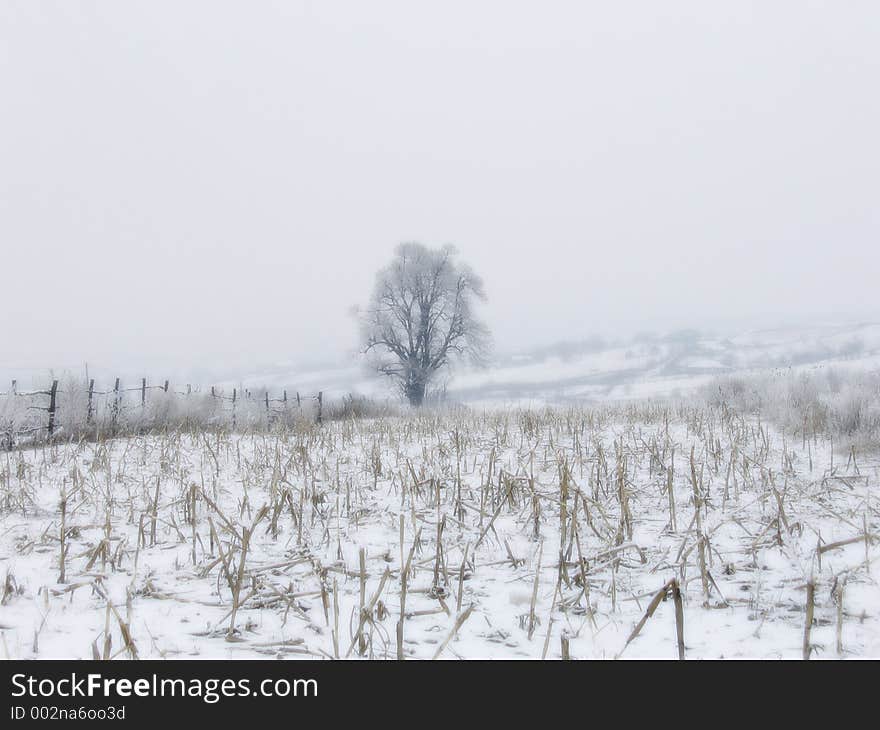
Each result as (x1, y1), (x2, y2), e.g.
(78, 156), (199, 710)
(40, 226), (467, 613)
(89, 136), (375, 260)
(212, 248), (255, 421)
(360, 243), (490, 406)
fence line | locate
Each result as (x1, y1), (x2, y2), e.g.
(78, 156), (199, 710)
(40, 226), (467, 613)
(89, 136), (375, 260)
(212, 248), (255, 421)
(0, 377), (324, 448)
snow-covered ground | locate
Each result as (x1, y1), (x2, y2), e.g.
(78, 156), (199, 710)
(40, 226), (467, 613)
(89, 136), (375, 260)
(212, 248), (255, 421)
(3, 320), (877, 409)
(185, 319), (880, 404)
(1, 404), (877, 659)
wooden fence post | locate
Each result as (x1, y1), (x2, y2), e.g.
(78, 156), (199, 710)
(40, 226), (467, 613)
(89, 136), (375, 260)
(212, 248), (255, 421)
(141, 378), (147, 409)
(47, 380), (58, 437)
(232, 388), (237, 430)
(163, 380), (169, 393)
(87, 379), (95, 425)
(112, 378), (120, 427)
(6, 381), (15, 450)
(317, 391), (323, 425)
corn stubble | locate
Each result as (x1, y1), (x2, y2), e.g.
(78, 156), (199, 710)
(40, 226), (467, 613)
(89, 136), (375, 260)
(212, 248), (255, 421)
(0, 399), (877, 659)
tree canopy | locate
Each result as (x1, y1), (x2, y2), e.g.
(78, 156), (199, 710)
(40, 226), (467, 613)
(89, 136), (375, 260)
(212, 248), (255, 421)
(360, 243), (489, 406)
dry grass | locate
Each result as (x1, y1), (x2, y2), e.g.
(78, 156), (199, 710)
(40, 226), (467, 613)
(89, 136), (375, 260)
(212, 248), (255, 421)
(0, 399), (878, 659)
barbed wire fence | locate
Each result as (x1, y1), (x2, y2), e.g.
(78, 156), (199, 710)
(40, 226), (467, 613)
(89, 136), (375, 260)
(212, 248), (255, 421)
(0, 377), (324, 449)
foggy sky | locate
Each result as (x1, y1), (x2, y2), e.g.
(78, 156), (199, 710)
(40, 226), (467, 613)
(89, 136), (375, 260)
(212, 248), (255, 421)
(2, 1), (879, 374)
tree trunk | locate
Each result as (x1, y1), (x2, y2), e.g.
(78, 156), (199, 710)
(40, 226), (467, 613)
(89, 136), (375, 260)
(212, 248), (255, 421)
(405, 380), (426, 407)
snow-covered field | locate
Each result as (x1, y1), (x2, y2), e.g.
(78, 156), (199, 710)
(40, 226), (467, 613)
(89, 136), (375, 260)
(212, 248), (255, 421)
(6, 320), (877, 409)
(1, 403), (878, 659)
(203, 319), (880, 406)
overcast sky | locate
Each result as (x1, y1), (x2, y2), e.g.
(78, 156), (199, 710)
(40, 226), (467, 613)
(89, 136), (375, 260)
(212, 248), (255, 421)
(2, 1), (878, 374)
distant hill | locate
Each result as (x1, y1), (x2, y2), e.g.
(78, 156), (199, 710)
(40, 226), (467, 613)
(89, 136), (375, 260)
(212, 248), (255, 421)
(232, 320), (880, 406)
(5, 320), (877, 406)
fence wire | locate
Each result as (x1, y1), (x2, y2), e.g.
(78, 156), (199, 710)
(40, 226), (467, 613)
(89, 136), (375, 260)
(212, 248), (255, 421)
(0, 378), (322, 448)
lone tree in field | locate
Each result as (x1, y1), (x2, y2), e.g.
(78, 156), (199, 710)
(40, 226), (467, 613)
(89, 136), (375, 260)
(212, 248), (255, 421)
(360, 243), (490, 406)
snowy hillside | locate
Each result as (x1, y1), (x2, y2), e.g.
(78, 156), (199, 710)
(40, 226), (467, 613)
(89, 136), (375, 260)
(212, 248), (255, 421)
(229, 320), (880, 406)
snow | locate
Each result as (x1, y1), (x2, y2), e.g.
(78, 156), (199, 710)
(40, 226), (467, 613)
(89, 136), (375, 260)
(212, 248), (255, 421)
(1, 404), (877, 659)
(5, 320), (878, 411)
